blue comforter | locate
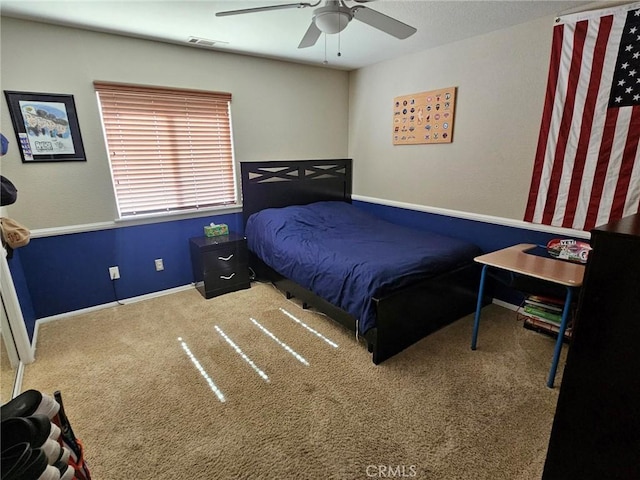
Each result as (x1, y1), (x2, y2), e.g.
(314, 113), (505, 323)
(246, 201), (481, 334)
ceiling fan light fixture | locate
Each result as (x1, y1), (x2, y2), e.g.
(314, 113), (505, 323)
(313, 6), (352, 34)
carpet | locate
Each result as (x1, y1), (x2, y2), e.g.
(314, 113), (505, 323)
(20, 282), (564, 479)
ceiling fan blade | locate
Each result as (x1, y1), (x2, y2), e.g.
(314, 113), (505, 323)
(298, 21), (322, 48)
(352, 6), (417, 39)
(216, 2), (313, 17)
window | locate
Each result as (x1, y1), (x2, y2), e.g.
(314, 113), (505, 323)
(95, 82), (236, 217)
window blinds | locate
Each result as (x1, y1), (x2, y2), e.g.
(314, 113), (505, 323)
(94, 82), (236, 216)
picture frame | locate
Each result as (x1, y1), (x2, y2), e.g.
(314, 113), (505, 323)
(4, 91), (86, 162)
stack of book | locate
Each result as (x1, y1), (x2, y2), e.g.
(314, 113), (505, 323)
(518, 295), (573, 341)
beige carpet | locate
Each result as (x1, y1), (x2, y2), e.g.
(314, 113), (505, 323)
(20, 282), (565, 479)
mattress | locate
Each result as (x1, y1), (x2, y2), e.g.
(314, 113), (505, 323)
(245, 201), (481, 334)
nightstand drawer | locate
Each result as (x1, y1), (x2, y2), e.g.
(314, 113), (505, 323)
(201, 244), (248, 275)
(204, 267), (250, 291)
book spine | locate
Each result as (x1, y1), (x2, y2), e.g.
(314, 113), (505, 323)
(523, 305), (562, 323)
(523, 299), (563, 312)
(521, 314), (572, 338)
(527, 295), (564, 307)
(522, 311), (561, 326)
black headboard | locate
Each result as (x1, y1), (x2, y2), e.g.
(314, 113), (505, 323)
(240, 159), (352, 225)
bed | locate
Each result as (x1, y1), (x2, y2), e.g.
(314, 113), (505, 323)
(241, 159), (486, 364)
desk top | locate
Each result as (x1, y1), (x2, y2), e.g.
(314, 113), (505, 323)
(475, 243), (585, 287)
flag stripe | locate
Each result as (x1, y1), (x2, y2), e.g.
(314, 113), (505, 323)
(524, 23), (564, 222)
(534, 24), (578, 225)
(585, 107), (618, 230)
(553, 18), (604, 226)
(570, 12), (627, 230)
(610, 105), (640, 219)
(624, 126), (640, 218)
(542, 20), (589, 225)
(562, 16), (614, 228)
(595, 105), (635, 227)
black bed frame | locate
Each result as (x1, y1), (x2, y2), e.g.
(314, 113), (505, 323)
(240, 159), (484, 364)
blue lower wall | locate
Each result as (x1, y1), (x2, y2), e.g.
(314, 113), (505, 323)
(353, 201), (568, 253)
(6, 249), (36, 340)
(353, 201), (578, 305)
(9, 212), (243, 338)
(9, 201), (585, 341)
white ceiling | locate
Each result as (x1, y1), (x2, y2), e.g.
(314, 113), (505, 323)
(1, 0), (596, 70)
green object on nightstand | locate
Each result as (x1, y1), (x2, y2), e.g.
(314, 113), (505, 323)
(204, 223), (229, 237)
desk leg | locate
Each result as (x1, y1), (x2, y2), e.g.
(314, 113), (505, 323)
(471, 264), (488, 350)
(547, 286), (573, 388)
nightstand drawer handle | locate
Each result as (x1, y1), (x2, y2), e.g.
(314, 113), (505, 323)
(219, 273), (236, 280)
(218, 254), (234, 261)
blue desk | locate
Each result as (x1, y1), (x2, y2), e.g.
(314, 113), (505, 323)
(471, 244), (585, 388)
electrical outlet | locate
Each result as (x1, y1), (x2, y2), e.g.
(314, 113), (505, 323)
(109, 266), (120, 280)
(155, 258), (164, 271)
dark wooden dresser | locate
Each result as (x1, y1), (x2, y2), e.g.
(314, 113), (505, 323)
(542, 213), (640, 479)
(189, 233), (251, 299)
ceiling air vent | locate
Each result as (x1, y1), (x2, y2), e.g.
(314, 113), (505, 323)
(187, 36), (226, 47)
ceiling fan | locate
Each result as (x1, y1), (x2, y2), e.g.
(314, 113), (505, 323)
(215, 0), (417, 48)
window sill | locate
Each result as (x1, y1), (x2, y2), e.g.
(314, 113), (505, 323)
(114, 204), (242, 225)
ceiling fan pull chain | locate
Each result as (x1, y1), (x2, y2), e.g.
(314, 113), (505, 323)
(337, 9), (342, 57)
(323, 34), (328, 64)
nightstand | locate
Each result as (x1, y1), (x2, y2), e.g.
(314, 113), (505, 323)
(189, 233), (251, 299)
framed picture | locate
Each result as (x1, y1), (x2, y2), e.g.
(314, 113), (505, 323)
(4, 91), (86, 162)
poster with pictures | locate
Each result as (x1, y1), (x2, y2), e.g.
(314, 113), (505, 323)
(4, 91), (86, 162)
(19, 101), (76, 156)
(393, 87), (456, 145)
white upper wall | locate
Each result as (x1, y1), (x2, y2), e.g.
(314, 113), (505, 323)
(2, 11), (574, 228)
(0, 17), (349, 229)
(348, 14), (556, 221)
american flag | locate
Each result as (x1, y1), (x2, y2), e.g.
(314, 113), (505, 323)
(524, 3), (640, 231)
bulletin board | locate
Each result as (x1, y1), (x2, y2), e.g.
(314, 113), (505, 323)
(393, 86), (457, 145)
